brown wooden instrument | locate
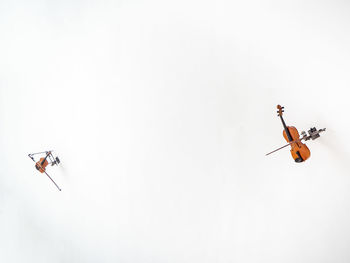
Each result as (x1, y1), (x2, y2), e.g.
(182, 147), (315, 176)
(277, 105), (310, 162)
(30, 151), (62, 191)
(35, 158), (49, 173)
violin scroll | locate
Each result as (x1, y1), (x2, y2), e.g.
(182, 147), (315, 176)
(277, 105), (284, 117)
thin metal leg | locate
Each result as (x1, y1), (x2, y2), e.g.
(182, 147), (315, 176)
(29, 151), (54, 156)
(44, 171), (62, 191)
(28, 154), (36, 162)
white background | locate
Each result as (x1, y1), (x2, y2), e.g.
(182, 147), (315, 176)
(1, 0), (350, 262)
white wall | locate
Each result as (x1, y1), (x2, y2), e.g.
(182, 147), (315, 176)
(1, 0), (350, 262)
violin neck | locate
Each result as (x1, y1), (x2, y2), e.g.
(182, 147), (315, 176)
(279, 115), (293, 141)
(279, 115), (287, 130)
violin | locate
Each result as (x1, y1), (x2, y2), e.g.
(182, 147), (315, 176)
(35, 151), (52, 173)
(30, 151), (61, 191)
(277, 105), (310, 162)
(35, 158), (49, 173)
(266, 105), (325, 161)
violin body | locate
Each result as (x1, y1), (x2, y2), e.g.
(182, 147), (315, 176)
(35, 157), (49, 173)
(282, 126), (310, 162)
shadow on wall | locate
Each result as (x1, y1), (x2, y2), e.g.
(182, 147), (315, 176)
(318, 129), (350, 174)
(57, 161), (67, 177)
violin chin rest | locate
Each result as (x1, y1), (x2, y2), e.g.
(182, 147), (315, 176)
(294, 157), (303, 163)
